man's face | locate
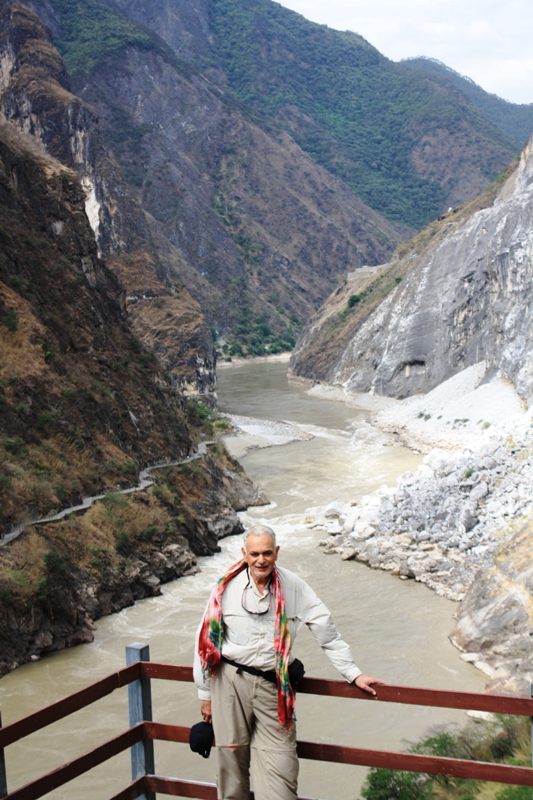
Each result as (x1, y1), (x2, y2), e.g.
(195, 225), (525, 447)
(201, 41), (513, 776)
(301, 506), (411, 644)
(242, 533), (279, 584)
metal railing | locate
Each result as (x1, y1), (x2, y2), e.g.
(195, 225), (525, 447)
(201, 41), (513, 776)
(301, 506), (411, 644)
(1, 642), (533, 799)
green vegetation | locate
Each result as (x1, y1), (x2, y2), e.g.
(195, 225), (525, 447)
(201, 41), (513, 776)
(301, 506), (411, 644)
(221, 306), (302, 357)
(401, 58), (533, 149)
(204, 0), (515, 228)
(185, 398), (232, 436)
(1, 307), (17, 332)
(361, 715), (530, 800)
(47, 0), (158, 79)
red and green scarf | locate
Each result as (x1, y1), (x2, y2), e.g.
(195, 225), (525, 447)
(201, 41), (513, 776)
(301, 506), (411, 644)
(198, 559), (295, 729)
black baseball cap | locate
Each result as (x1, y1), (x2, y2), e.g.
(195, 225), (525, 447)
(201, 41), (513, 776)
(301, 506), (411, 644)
(189, 721), (214, 758)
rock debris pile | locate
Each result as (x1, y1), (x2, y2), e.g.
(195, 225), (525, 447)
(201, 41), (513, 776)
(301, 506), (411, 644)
(318, 417), (533, 601)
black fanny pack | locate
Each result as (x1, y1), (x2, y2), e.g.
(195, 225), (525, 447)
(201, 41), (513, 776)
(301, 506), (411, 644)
(222, 656), (305, 691)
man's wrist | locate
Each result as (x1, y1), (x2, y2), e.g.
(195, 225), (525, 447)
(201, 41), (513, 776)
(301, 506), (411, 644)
(345, 666), (362, 684)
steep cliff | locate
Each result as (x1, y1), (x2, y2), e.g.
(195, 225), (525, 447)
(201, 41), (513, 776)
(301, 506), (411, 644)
(0, 1), (216, 395)
(12, 0), (402, 358)
(0, 118), (196, 529)
(450, 516), (533, 696)
(0, 116), (267, 673)
(108, 0), (525, 229)
(291, 138), (533, 403)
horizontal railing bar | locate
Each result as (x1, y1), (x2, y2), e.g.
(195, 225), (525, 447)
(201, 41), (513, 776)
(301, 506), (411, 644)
(5, 724), (144, 800)
(296, 740), (533, 786)
(108, 776), (148, 800)
(146, 723), (533, 788)
(146, 722), (189, 743)
(142, 664), (195, 683)
(147, 775), (319, 799)
(0, 662), (141, 749)
(3, 663), (531, 754)
(142, 664), (533, 717)
(298, 677), (533, 716)
(148, 777), (218, 799)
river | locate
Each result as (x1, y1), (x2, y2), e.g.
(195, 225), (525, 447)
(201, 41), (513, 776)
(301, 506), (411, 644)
(0, 359), (486, 799)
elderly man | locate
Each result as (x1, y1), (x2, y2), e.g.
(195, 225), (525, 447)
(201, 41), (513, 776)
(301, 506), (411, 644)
(193, 524), (385, 800)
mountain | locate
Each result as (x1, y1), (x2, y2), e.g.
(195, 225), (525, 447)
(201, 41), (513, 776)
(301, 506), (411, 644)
(107, 0), (527, 228)
(12, 0), (401, 360)
(0, 85), (265, 674)
(400, 57), (533, 150)
(290, 133), (533, 403)
(12, 0), (531, 357)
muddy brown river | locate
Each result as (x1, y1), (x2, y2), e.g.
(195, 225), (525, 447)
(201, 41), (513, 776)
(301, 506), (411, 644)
(0, 359), (485, 799)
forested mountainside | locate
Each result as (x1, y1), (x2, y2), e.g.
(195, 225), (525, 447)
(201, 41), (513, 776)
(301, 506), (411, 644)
(7, 0), (529, 357)
(9, 0), (401, 359)
(401, 58), (533, 149)
(107, 0), (526, 228)
(290, 132), (533, 403)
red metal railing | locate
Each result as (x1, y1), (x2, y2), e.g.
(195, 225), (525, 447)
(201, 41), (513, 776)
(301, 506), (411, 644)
(1, 648), (533, 800)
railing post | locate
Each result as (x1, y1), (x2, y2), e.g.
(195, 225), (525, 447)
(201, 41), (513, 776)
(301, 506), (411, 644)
(0, 712), (7, 798)
(126, 643), (155, 800)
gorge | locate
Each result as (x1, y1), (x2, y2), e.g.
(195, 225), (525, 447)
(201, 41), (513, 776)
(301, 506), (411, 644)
(0, 0), (533, 778)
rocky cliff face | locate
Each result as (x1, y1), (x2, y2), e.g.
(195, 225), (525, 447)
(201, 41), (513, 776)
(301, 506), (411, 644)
(11, 0), (405, 357)
(0, 445), (268, 675)
(0, 117), (199, 530)
(450, 517), (533, 696)
(0, 1), (216, 397)
(291, 136), (533, 403)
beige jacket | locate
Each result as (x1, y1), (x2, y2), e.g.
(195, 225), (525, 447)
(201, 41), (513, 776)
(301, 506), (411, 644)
(193, 565), (361, 700)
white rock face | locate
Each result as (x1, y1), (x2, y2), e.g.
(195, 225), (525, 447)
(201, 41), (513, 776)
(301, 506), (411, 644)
(322, 134), (533, 405)
(315, 403), (533, 691)
(315, 398), (533, 600)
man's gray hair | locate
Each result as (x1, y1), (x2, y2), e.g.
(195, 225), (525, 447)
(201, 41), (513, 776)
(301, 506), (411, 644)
(243, 524), (277, 547)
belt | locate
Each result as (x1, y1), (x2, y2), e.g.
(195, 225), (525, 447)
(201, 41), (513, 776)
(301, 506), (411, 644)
(221, 656), (277, 685)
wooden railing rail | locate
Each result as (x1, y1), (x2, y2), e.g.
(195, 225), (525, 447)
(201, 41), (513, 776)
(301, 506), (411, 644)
(0, 662), (141, 750)
(1, 645), (533, 800)
(142, 662), (533, 716)
(3, 725), (144, 800)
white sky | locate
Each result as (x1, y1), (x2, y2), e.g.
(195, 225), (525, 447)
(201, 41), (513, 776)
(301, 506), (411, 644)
(277, 0), (533, 105)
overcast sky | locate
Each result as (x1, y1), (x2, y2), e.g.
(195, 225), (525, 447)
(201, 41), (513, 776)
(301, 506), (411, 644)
(278, 0), (533, 105)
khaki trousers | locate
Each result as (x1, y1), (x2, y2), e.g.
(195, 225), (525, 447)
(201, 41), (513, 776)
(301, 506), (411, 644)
(211, 661), (298, 800)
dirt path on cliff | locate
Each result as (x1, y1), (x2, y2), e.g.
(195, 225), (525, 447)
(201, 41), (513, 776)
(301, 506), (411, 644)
(0, 441), (214, 547)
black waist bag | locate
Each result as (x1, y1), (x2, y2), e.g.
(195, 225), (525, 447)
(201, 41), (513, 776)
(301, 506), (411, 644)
(222, 655), (305, 691)
(288, 658), (305, 691)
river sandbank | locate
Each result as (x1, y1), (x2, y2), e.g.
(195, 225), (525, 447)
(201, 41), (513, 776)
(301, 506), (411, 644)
(222, 415), (313, 458)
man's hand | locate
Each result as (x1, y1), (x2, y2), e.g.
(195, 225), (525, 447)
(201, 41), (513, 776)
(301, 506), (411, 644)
(201, 700), (212, 724)
(354, 674), (388, 696)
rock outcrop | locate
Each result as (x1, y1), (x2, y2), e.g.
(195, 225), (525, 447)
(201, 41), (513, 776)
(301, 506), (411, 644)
(291, 133), (533, 405)
(450, 520), (533, 695)
(0, 1), (216, 398)
(0, 445), (268, 675)
(315, 391), (533, 693)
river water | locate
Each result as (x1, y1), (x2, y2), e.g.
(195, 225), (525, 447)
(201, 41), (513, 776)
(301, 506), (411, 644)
(0, 359), (486, 799)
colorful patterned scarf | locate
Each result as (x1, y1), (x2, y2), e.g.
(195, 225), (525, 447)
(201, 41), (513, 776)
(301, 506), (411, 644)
(198, 558), (295, 729)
